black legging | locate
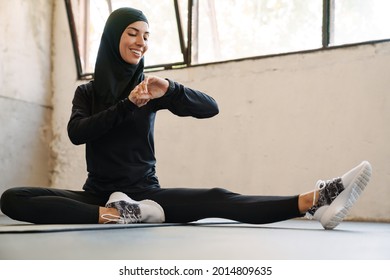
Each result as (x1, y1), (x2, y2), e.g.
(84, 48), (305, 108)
(0, 186), (302, 224)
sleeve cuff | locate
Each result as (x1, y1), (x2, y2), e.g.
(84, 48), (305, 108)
(122, 97), (138, 111)
(165, 78), (176, 96)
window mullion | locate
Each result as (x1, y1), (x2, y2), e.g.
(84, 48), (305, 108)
(323, 0), (335, 47)
(83, 0), (90, 74)
(186, 0), (193, 65)
(65, 0), (84, 79)
(189, 0), (199, 64)
(174, 0), (186, 65)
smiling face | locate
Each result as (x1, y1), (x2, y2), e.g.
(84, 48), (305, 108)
(119, 21), (149, 64)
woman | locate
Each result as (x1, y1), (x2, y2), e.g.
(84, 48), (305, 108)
(0, 7), (372, 230)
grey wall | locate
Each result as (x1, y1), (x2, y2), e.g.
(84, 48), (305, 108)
(0, 0), (54, 206)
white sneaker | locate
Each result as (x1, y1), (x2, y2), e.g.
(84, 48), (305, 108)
(306, 161), (372, 230)
(103, 192), (165, 224)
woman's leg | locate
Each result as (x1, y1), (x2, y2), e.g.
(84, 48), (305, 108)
(0, 186), (108, 224)
(124, 161), (371, 226)
(129, 187), (303, 224)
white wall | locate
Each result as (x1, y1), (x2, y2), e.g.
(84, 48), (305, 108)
(0, 0), (53, 200)
(50, 1), (390, 222)
(154, 45), (390, 221)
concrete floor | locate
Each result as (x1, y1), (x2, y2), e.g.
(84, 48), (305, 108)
(0, 215), (389, 260)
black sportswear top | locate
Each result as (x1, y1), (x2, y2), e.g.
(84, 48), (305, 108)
(67, 79), (219, 193)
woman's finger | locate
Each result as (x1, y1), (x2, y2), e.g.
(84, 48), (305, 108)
(143, 76), (149, 93)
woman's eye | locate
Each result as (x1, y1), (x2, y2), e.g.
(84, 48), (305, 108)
(127, 32), (148, 41)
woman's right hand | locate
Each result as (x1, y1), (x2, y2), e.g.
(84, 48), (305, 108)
(128, 77), (151, 107)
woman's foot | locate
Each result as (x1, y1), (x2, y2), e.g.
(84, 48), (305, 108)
(306, 161), (372, 229)
(102, 192), (165, 224)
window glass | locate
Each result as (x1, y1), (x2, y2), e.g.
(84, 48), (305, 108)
(332, 0), (390, 45)
(195, 0), (323, 64)
(86, 0), (110, 73)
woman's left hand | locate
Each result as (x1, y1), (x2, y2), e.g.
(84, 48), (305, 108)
(129, 76), (169, 107)
(144, 75), (169, 100)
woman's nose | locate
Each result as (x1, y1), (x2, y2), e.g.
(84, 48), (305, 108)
(136, 35), (146, 46)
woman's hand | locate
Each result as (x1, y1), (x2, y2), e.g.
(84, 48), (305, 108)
(128, 76), (169, 107)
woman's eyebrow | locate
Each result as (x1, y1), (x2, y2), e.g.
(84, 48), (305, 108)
(126, 26), (150, 35)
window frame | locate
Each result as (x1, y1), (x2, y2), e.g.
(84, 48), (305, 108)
(65, 0), (390, 80)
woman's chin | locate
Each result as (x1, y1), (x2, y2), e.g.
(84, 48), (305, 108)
(124, 56), (142, 65)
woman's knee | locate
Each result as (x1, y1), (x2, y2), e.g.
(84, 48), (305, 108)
(0, 187), (28, 216)
(207, 187), (236, 199)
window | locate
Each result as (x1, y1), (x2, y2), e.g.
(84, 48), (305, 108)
(331, 0), (390, 45)
(65, 0), (390, 79)
(195, 0), (322, 64)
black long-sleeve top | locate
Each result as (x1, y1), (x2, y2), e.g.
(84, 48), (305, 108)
(67, 79), (219, 193)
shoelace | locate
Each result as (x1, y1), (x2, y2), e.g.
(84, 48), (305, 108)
(306, 182), (324, 219)
(313, 178), (343, 205)
(307, 178), (343, 219)
(311, 180), (327, 207)
(100, 213), (126, 224)
(101, 212), (142, 224)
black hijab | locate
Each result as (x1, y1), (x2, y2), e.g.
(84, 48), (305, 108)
(93, 7), (149, 108)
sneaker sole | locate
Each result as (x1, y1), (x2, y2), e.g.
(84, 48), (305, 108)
(320, 161), (372, 230)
